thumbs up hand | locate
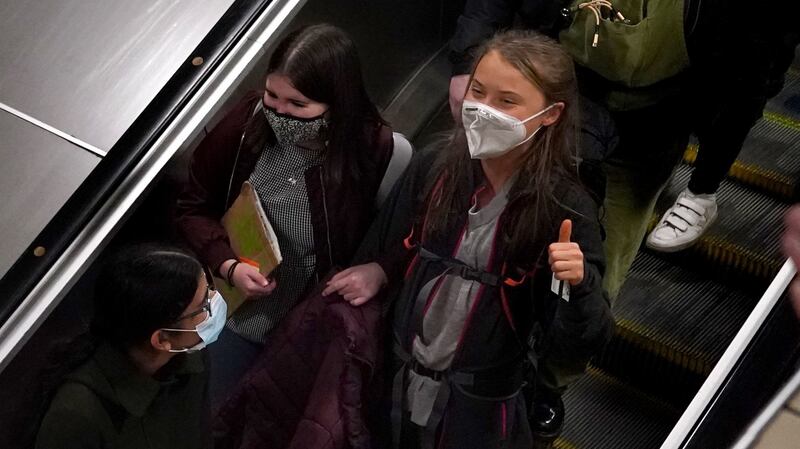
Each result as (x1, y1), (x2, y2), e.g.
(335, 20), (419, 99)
(548, 219), (584, 286)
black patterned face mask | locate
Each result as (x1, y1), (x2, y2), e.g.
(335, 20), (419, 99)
(263, 105), (326, 147)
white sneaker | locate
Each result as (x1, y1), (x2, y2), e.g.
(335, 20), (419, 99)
(646, 189), (718, 253)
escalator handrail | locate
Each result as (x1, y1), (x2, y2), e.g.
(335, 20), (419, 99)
(0, 0), (308, 374)
(731, 361), (800, 448)
(660, 259), (797, 449)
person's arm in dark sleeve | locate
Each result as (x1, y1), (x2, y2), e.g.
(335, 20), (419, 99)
(577, 96), (617, 207)
(578, 96), (617, 164)
(352, 146), (439, 287)
(534, 185), (614, 391)
(175, 93), (260, 276)
(449, 0), (522, 75)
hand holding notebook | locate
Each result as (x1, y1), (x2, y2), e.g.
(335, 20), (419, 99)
(213, 181), (282, 316)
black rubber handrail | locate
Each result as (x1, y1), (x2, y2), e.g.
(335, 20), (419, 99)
(680, 293), (800, 448)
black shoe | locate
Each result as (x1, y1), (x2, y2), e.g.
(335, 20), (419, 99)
(530, 387), (564, 446)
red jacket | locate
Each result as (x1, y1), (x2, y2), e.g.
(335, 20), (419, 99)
(176, 91), (394, 276)
(213, 279), (382, 449)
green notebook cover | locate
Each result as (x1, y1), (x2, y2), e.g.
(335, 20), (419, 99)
(213, 181), (282, 316)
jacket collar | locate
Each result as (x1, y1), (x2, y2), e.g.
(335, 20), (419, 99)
(80, 343), (205, 417)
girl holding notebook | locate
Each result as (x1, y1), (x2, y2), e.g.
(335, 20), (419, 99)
(176, 24), (394, 408)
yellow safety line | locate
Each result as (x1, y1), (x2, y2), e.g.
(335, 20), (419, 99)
(614, 318), (714, 376)
(627, 221), (781, 373)
(694, 236), (783, 279)
(554, 439), (581, 449)
(625, 104), (796, 384)
(551, 368), (681, 449)
(683, 144), (699, 163)
(585, 366), (681, 412)
(647, 208), (783, 278)
(764, 111), (800, 132)
(683, 145), (795, 199)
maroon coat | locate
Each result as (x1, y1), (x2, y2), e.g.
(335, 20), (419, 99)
(176, 91), (394, 276)
(213, 279), (382, 449)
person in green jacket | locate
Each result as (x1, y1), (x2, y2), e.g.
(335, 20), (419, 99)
(35, 244), (226, 449)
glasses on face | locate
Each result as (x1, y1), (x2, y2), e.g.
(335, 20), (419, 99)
(173, 284), (215, 323)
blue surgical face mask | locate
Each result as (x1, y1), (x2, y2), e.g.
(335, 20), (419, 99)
(161, 291), (227, 353)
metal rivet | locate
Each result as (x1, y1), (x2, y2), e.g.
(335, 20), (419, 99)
(33, 246), (46, 257)
(191, 56), (204, 66)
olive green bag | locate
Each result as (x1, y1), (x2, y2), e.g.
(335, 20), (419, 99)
(559, 0), (689, 89)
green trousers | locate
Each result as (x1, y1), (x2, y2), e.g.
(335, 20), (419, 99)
(600, 97), (691, 301)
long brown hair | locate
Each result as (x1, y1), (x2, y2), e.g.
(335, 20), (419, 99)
(242, 24), (385, 187)
(425, 30), (581, 268)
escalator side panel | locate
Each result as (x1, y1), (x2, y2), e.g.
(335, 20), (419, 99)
(0, 112), (99, 279)
(207, 0), (467, 133)
(0, 0), (236, 152)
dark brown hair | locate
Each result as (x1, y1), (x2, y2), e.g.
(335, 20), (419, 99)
(263, 23), (385, 186)
(426, 30), (581, 268)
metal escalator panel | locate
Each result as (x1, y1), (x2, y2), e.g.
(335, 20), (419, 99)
(728, 116), (800, 199)
(0, 111), (99, 279)
(592, 141), (795, 449)
(652, 60), (800, 446)
(0, 0), (235, 152)
(0, 0), (238, 283)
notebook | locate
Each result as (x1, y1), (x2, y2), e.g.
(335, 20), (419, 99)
(213, 181), (282, 316)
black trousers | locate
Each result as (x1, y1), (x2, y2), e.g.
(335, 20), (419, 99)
(688, 93), (768, 195)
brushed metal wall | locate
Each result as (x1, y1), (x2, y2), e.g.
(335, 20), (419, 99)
(0, 111), (99, 279)
(0, 0), (237, 282)
(0, 0), (234, 151)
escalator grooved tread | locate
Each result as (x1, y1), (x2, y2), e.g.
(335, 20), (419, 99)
(766, 67), (800, 121)
(556, 367), (680, 449)
(608, 252), (755, 379)
(681, 69), (800, 200)
(683, 143), (795, 200)
(655, 164), (788, 279)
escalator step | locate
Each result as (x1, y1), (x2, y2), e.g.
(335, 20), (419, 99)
(609, 251), (754, 378)
(656, 164), (788, 280)
(765, 67), (800, 120)
(683, 113), (800, 200)
(556, 367), (679, 449)
(682, 67), (800, 200)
